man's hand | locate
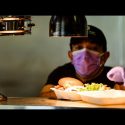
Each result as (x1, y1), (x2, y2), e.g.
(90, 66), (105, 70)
(114, 83), (125, 90)
(39, 84), (57, 99)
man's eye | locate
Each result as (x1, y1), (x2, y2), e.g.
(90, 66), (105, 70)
(77, 46), (83, 50)
(89, 47), (98, 52)
(73, 46), (83, 51)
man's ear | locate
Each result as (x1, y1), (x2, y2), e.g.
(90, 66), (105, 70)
(104, 51), (110, 61)
(68, 50), (73, 60)
(102, 51), (110, 64)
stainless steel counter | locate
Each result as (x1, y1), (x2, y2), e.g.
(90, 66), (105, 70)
(0, 97), (125, 109)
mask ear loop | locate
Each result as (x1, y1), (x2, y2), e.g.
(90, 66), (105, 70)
(99, 53), (105, 67)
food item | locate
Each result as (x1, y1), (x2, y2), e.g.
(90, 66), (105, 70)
(76, 83), (110, 92)
(55, 77), (110, 91)
(65, 83), (111, 92)
(51, 79), (111, 101)
(58, 77), (84, 89)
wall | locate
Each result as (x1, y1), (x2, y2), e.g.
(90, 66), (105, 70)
(86, 16), (124, 66)
(0, 16), (124, 97)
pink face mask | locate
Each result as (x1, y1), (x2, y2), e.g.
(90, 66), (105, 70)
(72, 48), (103, 77)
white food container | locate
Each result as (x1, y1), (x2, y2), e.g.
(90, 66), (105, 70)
(78, 89), (125, 105)
(51, 88), (81, 101)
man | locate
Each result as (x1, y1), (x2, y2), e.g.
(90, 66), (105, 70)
(40, 25), (116, 98)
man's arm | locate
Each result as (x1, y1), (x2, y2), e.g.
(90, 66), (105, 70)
(39, 66), (62, 99)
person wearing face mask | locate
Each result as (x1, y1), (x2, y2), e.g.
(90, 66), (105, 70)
(40, 25), (116, 98)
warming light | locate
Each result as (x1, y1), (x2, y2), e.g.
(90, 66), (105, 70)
(49, 15), (88, 37)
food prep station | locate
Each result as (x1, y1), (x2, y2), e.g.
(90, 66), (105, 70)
(0, 96), (125, 110)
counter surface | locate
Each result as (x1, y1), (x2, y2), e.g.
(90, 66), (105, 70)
(0, 97), (125, 109)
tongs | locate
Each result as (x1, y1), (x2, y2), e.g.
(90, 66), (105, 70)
(0, 93), (7, 101)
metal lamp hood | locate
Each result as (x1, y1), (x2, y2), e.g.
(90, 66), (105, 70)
(49, 15), (88, 37)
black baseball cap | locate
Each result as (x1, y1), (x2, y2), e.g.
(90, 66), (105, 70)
(70, 25), (107, 51)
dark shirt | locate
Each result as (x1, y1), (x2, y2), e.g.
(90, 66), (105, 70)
(46, 62), (115, 88)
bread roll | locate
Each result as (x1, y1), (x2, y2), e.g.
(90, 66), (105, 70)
(58, 77), (83, 89)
